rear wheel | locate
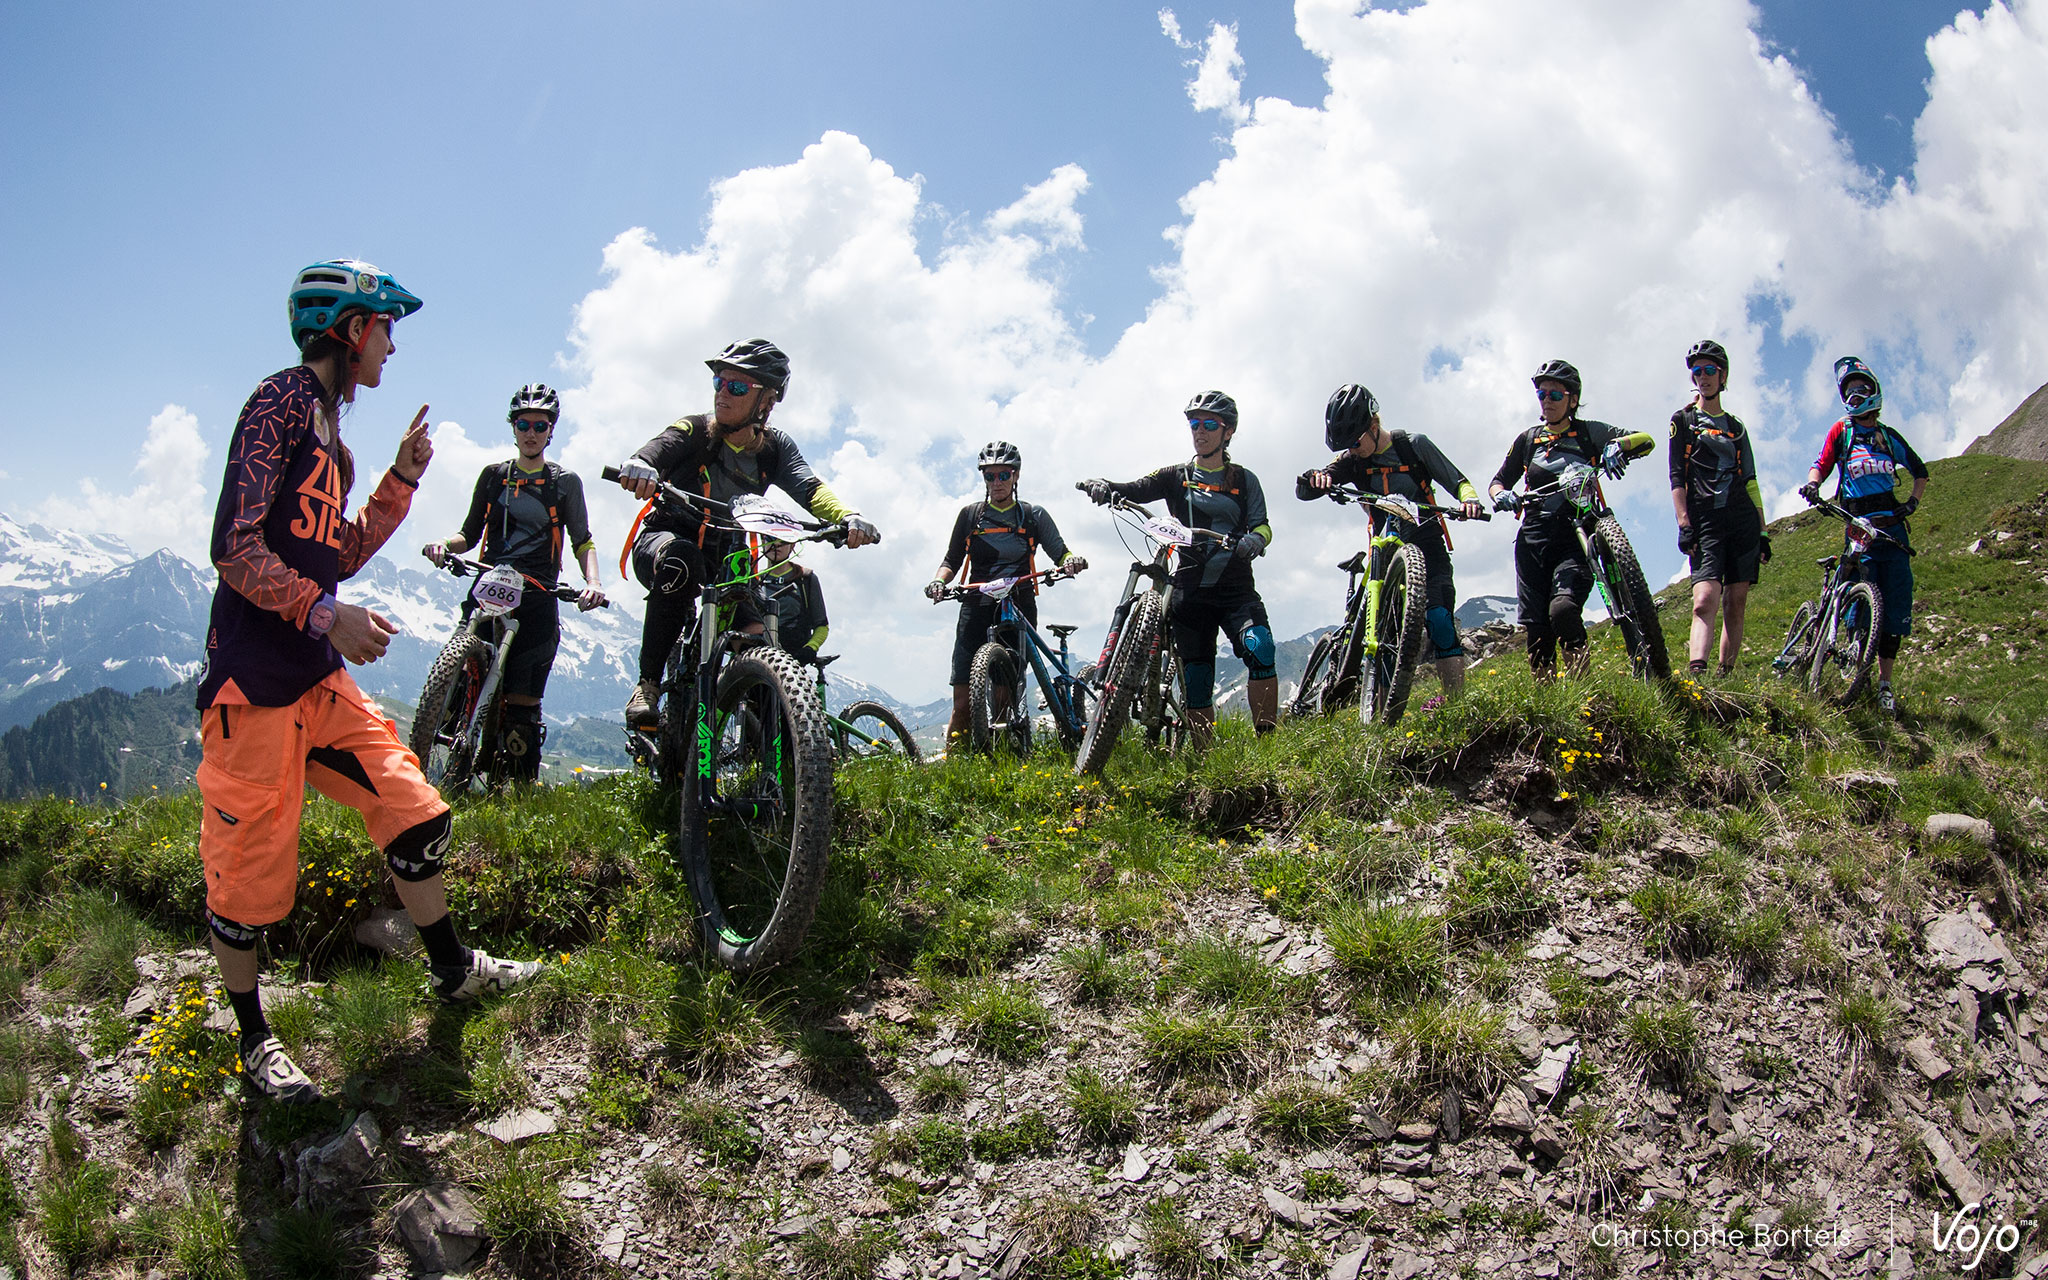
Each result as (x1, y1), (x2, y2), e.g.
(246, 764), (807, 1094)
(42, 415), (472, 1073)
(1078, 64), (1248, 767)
(969, 643), (1032, 759)
(1361, 544), (1428, 726)
(1773, 601), (1819, 681)
(1076, 591), (1162, 774)
(678, 647), (835, 972)
(839, 700), (920, 762)
(411, 634), (493, 795)
(1810, 581), (1880, 706)
(1288, 632), (1338, 717)
(1593, 517), (1671, 682)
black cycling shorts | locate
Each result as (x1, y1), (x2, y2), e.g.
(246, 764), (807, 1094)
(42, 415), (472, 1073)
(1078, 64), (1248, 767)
(1169, 578), (1271, 668)
(1688, 507), (1762, 586)
(460, 588), (560, 701)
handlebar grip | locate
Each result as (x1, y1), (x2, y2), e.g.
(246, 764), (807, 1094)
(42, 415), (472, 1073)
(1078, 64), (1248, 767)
(601, 465), (621, 483)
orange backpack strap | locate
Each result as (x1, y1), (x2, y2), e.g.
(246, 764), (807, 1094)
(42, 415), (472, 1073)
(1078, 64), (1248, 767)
(619, 498), (655, 579)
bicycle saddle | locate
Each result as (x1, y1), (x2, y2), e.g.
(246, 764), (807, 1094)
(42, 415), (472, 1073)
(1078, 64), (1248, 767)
(1337, 551), (1369, 575)
(816, 654), (840, 668)
(1048, 624), (1080, 639)
(1817, 555), (1840, 570)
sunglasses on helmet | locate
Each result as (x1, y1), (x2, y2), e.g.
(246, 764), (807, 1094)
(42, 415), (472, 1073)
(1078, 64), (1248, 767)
(1535, 388), (1570, 403)
(712, 375), (760, 397)
(1187, 417), (1228, 433)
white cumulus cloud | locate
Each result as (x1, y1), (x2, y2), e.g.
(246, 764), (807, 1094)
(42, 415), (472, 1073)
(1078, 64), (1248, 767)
(43, 405), (212, 568)
(546, 0), (2048, 702)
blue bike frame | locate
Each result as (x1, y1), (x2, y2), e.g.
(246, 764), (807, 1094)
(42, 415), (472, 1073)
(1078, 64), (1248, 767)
(983, 592), (1089, 743)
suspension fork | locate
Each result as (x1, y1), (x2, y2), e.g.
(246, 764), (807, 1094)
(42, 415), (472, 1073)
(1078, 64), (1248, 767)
(1357, 534), (1401, 657)
(466, 616), (520, 752)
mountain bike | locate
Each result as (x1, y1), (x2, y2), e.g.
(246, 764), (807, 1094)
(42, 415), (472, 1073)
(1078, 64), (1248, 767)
(938, 566), (1090, 758)
(410, 555), (606, 794)
(1511, 459), (1670, 682)
(1771, 493), (1910, 704)
(1290, 488), (1488, 726)
(1073, 492), (1213, 775)
(601, 466), (862, 971)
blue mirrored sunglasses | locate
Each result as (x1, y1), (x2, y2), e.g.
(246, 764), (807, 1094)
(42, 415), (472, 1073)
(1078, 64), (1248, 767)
(1535, 389), (1570, 403)
(982, 468), (1016, 482)
(513, 418), (552, 433)
(1689, 364), (1722, 379)
(712, 375), (758, 397)
(1187, 417), (1228, 432)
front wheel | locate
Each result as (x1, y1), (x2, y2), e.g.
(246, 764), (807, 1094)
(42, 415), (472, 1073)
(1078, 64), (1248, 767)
(1361, 544), (1428, 726)
(1076, 591), (1163, 775)
(1592, 517), (1671, 682)
(411, 633), (494, 795)
(969, 643), (1032, 759)
(1773, 601), (1819, 681)
(1810, 581), (1880, 706)
(838, 700), (921, 763)
(679, 647), (835, 972)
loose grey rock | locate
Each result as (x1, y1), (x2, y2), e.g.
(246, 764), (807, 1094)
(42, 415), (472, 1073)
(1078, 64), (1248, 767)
(770, 1214), (817, 1238)
(1262, 1186), (1309, 1225)
(1902, 1037), (1956, 1084)
(1380, 1144), (1432, 1176)
(353, 906), (421, 955)
(1120, 1143), (1150, 1182)
(832, 1145), (852, 1172)
(1918, 1126), (1988, 1206)
(1488, 1087), (1535, 1134)
(1389, 1251), (1429, 1280)
(296, 1112), (382, 1205)
(1529, 1043), (1576, 1105)
(1328, 1241), (1374, 1280)
(393, 1183), (486, 1274)
(1925, 814), (1996, 847)
(1925, 914), (2006, 969)
(1379, 1177), (1417, 1205)
(476, 1107), (557, 1145)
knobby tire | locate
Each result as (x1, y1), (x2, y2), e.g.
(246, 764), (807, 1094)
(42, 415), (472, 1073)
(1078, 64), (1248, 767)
(411, 633), (493, 795)
(1775, 601), (1818, 682)
(969, 643), (1032, 758)
(1810, 580), (1880, 706)
(678, 646), (835, 973)
(1362, 543), (1428, 726)
(1593, 517), (1671, 682)
(839, 700), (921, 762)
(1076, 590), (1162, 774)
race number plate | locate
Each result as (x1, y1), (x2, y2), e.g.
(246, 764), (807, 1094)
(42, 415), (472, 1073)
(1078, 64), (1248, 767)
(729, 495), (810, 540)
(1142, 514), (1195, 547)
(979, 576), (1019, 600)
(471, 563), (525, 616)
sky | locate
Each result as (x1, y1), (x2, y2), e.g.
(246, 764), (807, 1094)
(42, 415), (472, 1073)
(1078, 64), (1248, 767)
(4, 0), (2044, 703)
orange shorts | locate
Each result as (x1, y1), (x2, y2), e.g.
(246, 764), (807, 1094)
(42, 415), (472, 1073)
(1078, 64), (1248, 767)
(196, 668), (448, 927)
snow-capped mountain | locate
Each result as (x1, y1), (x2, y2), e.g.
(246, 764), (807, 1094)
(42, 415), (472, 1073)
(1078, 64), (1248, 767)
(1456, 594), (1518, 629)
(0, 509), (928, 732)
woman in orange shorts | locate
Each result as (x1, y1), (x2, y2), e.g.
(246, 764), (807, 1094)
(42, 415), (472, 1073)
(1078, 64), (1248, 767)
(195, 260), (548, 1102)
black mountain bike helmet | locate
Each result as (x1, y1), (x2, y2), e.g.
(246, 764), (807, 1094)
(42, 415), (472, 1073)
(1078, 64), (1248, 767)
(706, 339), (792, 400)
(508, 383), (560, 423)
(1183, 390), (1239, 428)
(1685, 340), (1729, 376)
(1324, 384), (1379, 452)
(977, 441), (1022, 471)
(1531, 359), (1583, 398)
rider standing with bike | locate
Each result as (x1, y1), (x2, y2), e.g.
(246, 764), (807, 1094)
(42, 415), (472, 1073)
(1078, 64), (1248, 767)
(614, 340), (879, 727)
(925, 442), (1087, 749)
(1082, 392), (1277, 742)
(1488, 361), (1656, 680)
(1298, 384), (1486, 698)
(197, 261), (546, 1102)
(1668, 341), (1769, 681)
(423, 384), (607, 781)
(762, 537), (830, 665)
(1799, 357), (1928, 716)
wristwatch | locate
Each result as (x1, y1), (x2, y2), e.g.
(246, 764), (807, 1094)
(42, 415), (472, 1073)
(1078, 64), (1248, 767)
(306, 592), (339, 639)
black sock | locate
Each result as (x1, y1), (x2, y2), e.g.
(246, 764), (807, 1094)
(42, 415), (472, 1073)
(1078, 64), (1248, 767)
(227, 986), (269, 1052)
(417, 915), (471, 971)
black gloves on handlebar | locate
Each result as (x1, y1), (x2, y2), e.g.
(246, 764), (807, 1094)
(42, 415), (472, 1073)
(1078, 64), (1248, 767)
(924, 579), (947, 601)
(1233, 531), (1268, 561)
(1798, 481), (1821, 505)
(1492, 491), (1522, 514)
(1080, 479), (1113, 505)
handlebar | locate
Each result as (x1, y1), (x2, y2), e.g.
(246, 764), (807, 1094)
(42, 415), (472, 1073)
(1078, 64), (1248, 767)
(602, 464), (864, 548)
(1324, 484), (1491, 522)
(936, 564), (1076, 603)
(1802, 493), (1915, 555)
(429, 552), (608, 605)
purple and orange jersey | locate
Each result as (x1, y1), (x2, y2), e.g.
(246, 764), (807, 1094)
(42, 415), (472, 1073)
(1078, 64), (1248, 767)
(196, 366), (413, 709)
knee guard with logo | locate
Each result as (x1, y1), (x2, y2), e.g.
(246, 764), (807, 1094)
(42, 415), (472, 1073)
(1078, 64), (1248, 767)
(208, 909), (262, 951)
(1426, 606), (1462, 657)
(499, 703), (545, 783)
(1878, 632), (1902, 660)
(386, 810), (453, 882)
(1182, 661), (1217, 711)
(1238, 624), (1276, 682)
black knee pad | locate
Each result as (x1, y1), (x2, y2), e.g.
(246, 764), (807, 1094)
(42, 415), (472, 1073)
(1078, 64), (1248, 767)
(386, 810), (453, 882)
(1549, 596), (1587, 647)
(1878, 632), (1903, 660)
(208, 910), (261, 951)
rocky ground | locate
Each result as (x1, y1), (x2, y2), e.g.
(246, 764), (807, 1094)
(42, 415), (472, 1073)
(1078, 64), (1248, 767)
(9, 787), (2045, 1280)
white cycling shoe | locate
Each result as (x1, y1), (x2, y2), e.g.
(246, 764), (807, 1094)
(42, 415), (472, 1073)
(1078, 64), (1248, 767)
(243, 1036), (321, 1104)
(429, 949), (546, 1004)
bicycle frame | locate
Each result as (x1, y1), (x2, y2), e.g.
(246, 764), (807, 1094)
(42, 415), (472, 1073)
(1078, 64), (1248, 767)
(1521, 464), (1625, 614)
(990, 594), (1089, 740)
(1774, 496), (1910, 675)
